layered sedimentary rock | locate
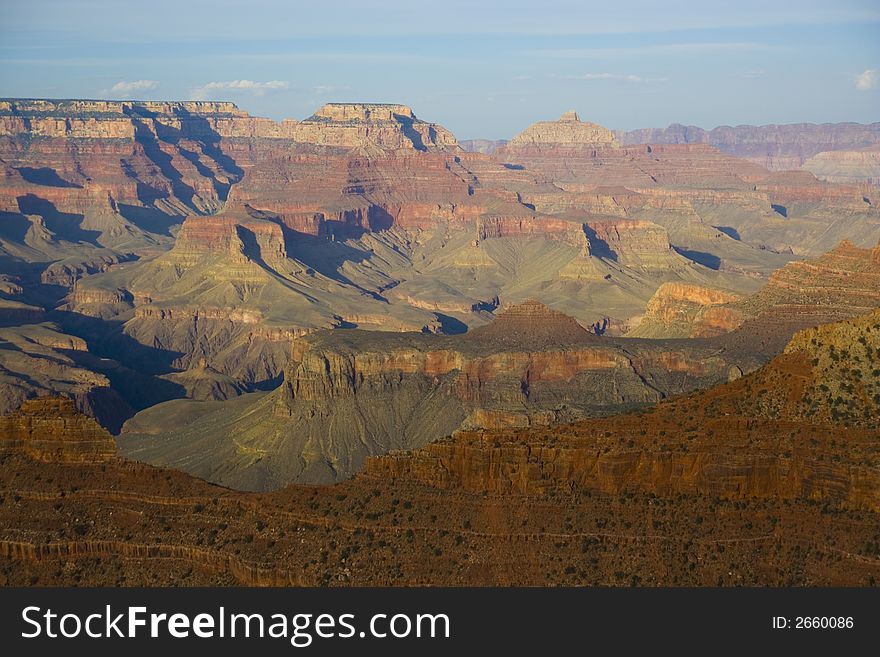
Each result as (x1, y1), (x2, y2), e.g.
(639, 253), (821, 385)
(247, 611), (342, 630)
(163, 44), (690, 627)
(628, 282), (741, 338)
(0, 99), (248, 297)
(108, 238), (878, 489)
(117, 301), (765, 490)
(507, 110), (618, 147)
(500, 132), (767, 189)
(368, 309), (880, 509)
(67, 203), (444, 384)
(802, 145), (880, 186)
(618, 121), (880, 172)
(631, 238), (880, 344)
(725, 238), (880, 348)
(0, 396), (116, 462)
(503, 114), (879, 261)
(291, 103), (459, 151)
(4, 98), (879, 433)
(68, 100), (772, 391)
(2, 313), (878, 586)
(583, 219), (685, 271)
(0, 321), (133, 431)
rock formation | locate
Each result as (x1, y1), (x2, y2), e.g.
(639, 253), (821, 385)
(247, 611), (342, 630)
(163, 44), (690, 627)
(507, 110), (619, 147)
(802, 145), (880, 186)
(628, 282), (741, 338)
(0, 396), (117, 462)
(368, 308), (880, 507)
(290, 103), (459, 151)
(1, 312), (878, 586)
(116, 300), (767, 490)
(630, 237), (880, 344)
(0, 322), (133, 431)
(618, 121), (880, 173)
(2, 97), (879, 433)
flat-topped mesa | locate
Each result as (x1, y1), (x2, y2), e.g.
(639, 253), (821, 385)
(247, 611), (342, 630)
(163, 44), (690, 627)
(470, 298), (594, 345)
(0, 397), (117, 463)
(507, 110), (619, 148)
(171, 209), (288, 262)
(0, 97), (283, 140)
(292, 102), (460, 151)
(310, 103), (415, 122)
(0, 98), (247, 117)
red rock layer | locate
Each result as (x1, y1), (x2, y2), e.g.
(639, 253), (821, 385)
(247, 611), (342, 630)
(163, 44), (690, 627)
(0, 397), (117, 463)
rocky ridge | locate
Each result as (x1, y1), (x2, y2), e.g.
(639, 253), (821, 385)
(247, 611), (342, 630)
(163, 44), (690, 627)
(116, 300), (763, 490)
(0, 396), (117, 462)
(630, 237), (880, 344)
(367, 309), (880, 508)
(802, 145), (880, 186)
(3, 99), (879, 434)
(617, 121), (880, 173)
(1, 312), (879, 586)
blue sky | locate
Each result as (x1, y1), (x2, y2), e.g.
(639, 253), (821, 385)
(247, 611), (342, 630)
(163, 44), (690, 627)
(1, 0), (878, 139)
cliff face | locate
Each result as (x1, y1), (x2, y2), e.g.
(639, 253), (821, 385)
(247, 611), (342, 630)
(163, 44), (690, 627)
(4, 97), (879, 437)
(584, 219), (685, 271)
(735, 239), (880, 325)
(802, 145), (880, 185)
(618, 121), (880, 176)
(0, 322), (134, 432)
(0, 98), (249, 275)
(292, 103), (459, 151)
(368, 430), (879, 510)
(4, 435), (877, 586)
(0, 397), (117, 463)
(498, 115), (762, 194)
(629, 282), (742, 338)
(367, 309), (880, 511)
(2, 316), (879, 587)
(630, 238), (880, 343)
(117, 301), (762, 490)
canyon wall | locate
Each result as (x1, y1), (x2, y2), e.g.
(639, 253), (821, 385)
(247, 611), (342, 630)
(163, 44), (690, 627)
(117, 301), (763, 490)
(0, 396), (117, 462)
(618, 121), (880, 175)
(368, 309), (880, 511)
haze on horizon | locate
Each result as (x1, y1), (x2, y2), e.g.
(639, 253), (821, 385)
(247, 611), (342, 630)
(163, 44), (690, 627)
(1, 0), (878, 139)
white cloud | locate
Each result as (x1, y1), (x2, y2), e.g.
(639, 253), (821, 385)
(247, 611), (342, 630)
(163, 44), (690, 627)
(855, 69), (877, 91)
(105, 79), (159, 97)
(562, 73), (666, 84)
(191, 79), (289, 99)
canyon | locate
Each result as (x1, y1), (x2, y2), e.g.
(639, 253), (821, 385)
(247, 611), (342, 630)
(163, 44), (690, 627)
(616, 121), (880, 180)
(1, 97), (879, 493)
(117, 299), (764, 489)
(465, 120), (880, 183)
(1, 309), (878, 586)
